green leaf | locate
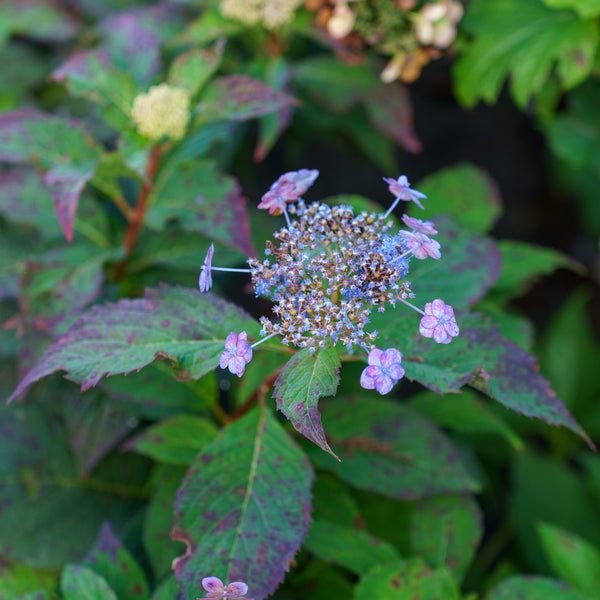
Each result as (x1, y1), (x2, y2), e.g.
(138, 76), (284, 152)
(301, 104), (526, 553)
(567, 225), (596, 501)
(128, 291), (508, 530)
(172, 406), (313, 600)
(174, 8), (245, 46)
(304, 520), (401, 574)
(273, 342), (341, 459)
(355, 559), (461, 600)
(308, 396), (478, 498)
(454, 0), (600, 109)
(146, 158), (255, 256)
(61, 565), (117, 600)
(416, 163), (502, 234)
(124, 414), (218, 465)
(7, 286), (260, 404)
(410, 494), (483, 581)
(168, 43), (223, 99)
(311, 473), (361, 528)
(485, 576), (588, 600)
(541, 0), (600, 17)
(538, 523), (600, 599)
(51, 51), (139, 131)
(0, 564), (56, 600)
(83, 523), (149, 600)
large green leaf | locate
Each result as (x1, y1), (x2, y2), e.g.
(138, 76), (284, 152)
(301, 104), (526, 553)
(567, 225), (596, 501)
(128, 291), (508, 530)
(485, 576), (587, 600)
(7, 286), (260, 404)
(541, 0), (600, 17)
(454, 0), (599, 108)
(308, 396), (479, 498)
(172, 406), (313, 600)
(273, 342), (341, 459)
(61, 565), (117, 600)
(0, 564), (56, 600)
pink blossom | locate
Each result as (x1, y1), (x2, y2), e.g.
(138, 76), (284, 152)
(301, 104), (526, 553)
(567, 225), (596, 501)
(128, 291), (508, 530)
(198, 576), (251, 600)
(277, 168), (319, 197)
(257, 182), (296, 215)
(401, 214), (438, 235)
(220, 331), (253, 377)
(198, 243), (215, 292)
(383, 175), (427, 209)
(400, 231), (441, 260)
(360, 347), (405, 395)
(419, 299), (459, 344)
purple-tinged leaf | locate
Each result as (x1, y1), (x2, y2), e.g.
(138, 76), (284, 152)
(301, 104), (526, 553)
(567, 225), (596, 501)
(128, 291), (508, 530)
(146, 158), (255, 256)
(83, 523), (150, 600)
(309, 396), (479, 499)
(51, 50), (139, 131)
(7, 286), (260, 404)
(172, 406), (313, 600)
(61, 564), (117, 600)
(411, 494), (483, 582)
(304, 520), (401, 574)
(195, 75), (297, 124)
(364, 83), (422, 154)
(273, 343), (341, 459)
(485, 576), (587, 600)
(354, 559), (461, 600)
(168, 43), (224, 99)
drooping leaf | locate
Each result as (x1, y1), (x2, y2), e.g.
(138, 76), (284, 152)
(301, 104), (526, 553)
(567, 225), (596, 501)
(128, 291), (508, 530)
(410, 494), (483, 581)
(83, 523), (149, 600)
(416, 163), (502, 234)
(273, 343), (341, 459)
(124, 414), (218, 465)
(146, 158), (255, 256)
(167, 43), (224, 99)
(195, 75), (297, 124)
(485, 576), (587, 600)
(7, 286), (260, 404)
(61, 565), (117, 600)
(354, 559), (461, 600)
(51, 50), (139, 131)
(304, 520), (401, 574)
(172, 406), (313, 600)
(454, 0), (600, 108)
(308, 396), (479, 499)
(538, 523), (600, 600)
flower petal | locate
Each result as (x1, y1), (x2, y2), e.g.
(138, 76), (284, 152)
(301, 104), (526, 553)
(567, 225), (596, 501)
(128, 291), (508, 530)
(202, 577), (224, 594)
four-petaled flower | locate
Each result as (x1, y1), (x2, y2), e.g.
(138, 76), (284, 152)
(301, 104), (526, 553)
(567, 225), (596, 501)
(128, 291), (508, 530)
(198, 243), (215, 292)
(258, 169), (319, 215)
(360, 348), (405, 395)
(419, 299), (459, 344)
(220, 331), (253, 377)
(198, 576), (251, 600)
(400, 231), (441, 260)
(401, 214), (438, 235)
(277, 168), (319, 197)
(383, 175), (427, 209)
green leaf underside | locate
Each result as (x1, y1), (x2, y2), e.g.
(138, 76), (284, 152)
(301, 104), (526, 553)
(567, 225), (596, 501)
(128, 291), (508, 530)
(273, 343), (341, 459)
(172, 406), (313, 600)
(61, 564), (117, 600)
(372, 310), (590, 445)
(354, 559), (461, 600)
(485, 576), (587, 600)
(309, 396), (479, 499)
(7, 285), (260, 404)
(304, 520), (401, 574)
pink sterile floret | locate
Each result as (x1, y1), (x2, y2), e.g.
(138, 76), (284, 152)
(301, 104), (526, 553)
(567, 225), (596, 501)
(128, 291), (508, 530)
(419, 299), (459, 344)
(220, 331), (253, 377)
(360, 347), (405, 395)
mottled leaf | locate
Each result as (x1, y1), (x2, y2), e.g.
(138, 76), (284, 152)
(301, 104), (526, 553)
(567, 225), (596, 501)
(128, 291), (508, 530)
(195, 75), (296, 124)
(304, 520), (400, 574)
(7, 286), (260, 404)
(355, 559), (461, 600)
(51, 50), (138, 130)
(168, 44), (224, 99)
(83, 523), (149, 600)
(308, 396), (478, 499)
(311, 472), (361, 528)
(61, 565), (117, 600)
(172, 406), (313, 600)
(416, 163), (502, 234)
(0, 564), (56, 599)
(124, 414), (218, 465)
(146, 158), (255, 255)
(364, 83), (422, 154)
(485, 576), (587, 600)
(273, 343), (341, 459)
(411, 494), (483, 581)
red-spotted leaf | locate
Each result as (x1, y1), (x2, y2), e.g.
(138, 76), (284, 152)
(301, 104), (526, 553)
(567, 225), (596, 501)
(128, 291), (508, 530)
(308, 396), (479, 498)
(83, 523), (149, 600)
(61, 565), (117, 600)
(172, 406), (313, 600)
(7, 285), (260, 404)
(273, 343), (341, 460)
(195, 75), (297, 124)
(0, 109), (102, 241)
(485, 576), (587, 600)
(146, 158), (255, 256)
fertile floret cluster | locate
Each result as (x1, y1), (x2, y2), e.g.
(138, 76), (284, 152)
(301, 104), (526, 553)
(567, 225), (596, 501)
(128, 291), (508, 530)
(220, 0), (302, 29)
